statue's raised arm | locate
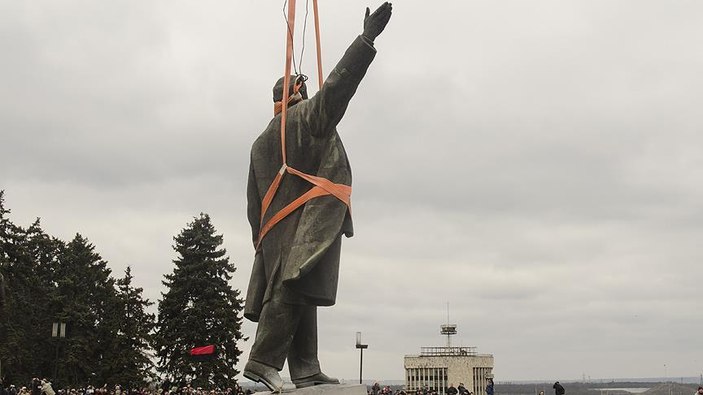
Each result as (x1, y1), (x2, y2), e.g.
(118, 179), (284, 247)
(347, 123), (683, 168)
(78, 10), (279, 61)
(300, 2), (393, 137)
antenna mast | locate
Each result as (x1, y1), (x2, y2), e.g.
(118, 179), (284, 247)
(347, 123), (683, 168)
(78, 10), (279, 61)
(440, 302), (457, 348)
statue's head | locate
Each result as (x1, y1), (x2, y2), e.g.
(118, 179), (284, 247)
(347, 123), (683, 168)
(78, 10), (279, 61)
(273, 74), (308, 103)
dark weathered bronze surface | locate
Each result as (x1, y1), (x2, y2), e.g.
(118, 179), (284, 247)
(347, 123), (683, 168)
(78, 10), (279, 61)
(243, 2), (392, 386)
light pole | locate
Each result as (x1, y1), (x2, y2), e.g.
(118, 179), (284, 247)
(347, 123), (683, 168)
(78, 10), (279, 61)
(664, 364), (667, 382)
(355, 332), (368, 385)
(52, 322), (66, 381)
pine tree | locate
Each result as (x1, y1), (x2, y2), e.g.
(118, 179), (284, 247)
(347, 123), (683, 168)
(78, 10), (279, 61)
(0, 192), (158, 388)
(0, 190), (10, 309)
(104, 266), (156, 389)
(154, 213), (244, 389)
(21, 220), (65, 380)
(0, 192), (61, 384)
(53, 234), (120, 387)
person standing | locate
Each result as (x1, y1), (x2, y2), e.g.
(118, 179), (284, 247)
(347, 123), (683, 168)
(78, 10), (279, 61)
(31, 379), (41, 395)
(553, 382), (565, 395)
(447, 384), (458, 395)
(486, 379), (494, 395)
(39, 380), (54, 395)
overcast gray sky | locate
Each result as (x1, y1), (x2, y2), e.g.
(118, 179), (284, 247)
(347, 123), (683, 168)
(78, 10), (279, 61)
(2, 0), (702, 383)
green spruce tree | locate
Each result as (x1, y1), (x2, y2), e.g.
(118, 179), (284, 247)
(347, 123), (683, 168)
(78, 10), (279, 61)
(21, 219), (65, 381)
(0, 192), (61, 384)
(0, 192), (157, 388)
(0, 190), (13, 312)
(54, 234), (120, 387)
(0, 191), (8, 310)
(154, 213), (244, 388)
(105, 266), (156, 389)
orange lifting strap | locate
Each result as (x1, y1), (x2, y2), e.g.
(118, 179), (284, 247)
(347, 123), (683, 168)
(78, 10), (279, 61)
(256, 0), (351, 251)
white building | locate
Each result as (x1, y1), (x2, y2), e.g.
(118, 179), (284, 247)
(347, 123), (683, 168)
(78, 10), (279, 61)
(404, 324), (494, 395)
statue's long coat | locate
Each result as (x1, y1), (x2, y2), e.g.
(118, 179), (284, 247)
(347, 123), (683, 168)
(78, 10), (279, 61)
(244, 36), (376, 321)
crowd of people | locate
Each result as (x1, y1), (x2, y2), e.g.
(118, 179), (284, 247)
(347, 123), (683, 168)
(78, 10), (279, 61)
(368, 381), (481, 395)
(0, 378), (57, 395)
(0, 380), (249, 395)
(370, 383), (402, 395)
(6, 375), (702, 395)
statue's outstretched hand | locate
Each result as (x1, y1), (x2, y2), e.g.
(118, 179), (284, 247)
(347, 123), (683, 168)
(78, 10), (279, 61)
(363, 2), (392, 42)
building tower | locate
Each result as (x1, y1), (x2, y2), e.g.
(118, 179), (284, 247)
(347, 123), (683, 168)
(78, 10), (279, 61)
(440, 323), (457, 348)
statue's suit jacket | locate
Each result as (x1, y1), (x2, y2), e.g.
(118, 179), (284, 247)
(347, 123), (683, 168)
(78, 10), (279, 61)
(244, 36), (377, 322)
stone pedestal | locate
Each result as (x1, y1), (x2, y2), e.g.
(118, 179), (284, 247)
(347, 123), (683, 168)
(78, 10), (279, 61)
(253, 384), (366, 395)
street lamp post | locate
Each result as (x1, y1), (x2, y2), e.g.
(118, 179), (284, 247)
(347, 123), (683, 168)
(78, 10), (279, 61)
(664, 364), (667, 382)
(355, 332), (368, 385)
(52, 322), (66, 381)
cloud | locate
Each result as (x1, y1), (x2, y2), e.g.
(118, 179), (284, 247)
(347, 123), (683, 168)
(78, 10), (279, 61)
(2, 0), (703, 383)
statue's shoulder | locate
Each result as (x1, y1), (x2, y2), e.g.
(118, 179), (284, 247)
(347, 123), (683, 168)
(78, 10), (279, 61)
(252, 116), (279, 143)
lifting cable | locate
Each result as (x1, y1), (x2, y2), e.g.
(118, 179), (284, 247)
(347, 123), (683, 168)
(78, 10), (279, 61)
(255, 0), (352, 251)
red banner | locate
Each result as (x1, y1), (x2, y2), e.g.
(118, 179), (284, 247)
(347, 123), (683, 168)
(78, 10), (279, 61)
(190, 345), (215, 356)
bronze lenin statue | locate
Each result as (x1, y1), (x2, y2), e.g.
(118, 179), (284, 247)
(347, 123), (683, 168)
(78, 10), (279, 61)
(243, 2), (392, 392)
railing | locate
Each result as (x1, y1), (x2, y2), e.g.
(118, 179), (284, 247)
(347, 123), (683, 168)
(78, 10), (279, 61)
(418, 346), (478, 356)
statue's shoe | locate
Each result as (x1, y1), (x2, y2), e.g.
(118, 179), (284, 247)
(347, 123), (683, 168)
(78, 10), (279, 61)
(292, 372), (340, 388)
(243, 360), (296, 393)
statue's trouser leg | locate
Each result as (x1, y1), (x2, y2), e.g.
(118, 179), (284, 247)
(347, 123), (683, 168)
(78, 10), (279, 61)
(288, 305), (321, 380)
(249, 292), (296, 370)
(249, 292), (320, 378)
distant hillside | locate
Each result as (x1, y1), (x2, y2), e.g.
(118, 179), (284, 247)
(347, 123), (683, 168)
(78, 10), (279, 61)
(495, 382), (700, 395)
(642, 383), (699, 395)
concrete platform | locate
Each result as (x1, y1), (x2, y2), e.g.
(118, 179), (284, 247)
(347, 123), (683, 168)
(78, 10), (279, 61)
(253, 384), (367, 395)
